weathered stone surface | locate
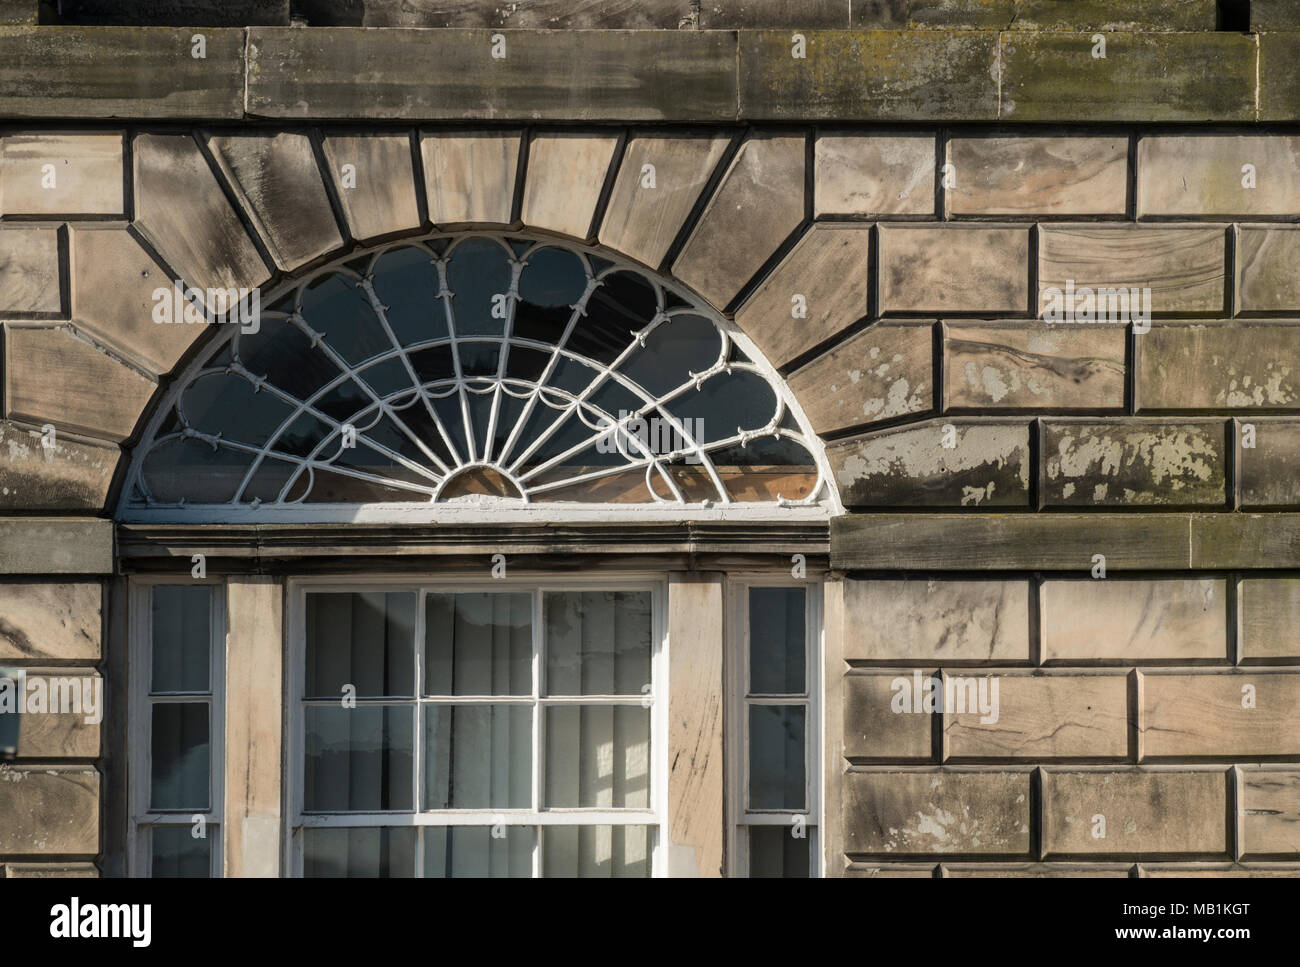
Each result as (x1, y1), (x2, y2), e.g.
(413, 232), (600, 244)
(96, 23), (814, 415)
(58, 0), (288, 25)
(248, 28), (739, 121)
(599, 132), (731, 270)
(1000, 32), (1256, 122)
(1038, 226), (1227, 317)
(208, 132), (344, 272)
(0, 27), (245, 119)
(0, 520), (113, 575)
(320, 134), (423, 242)
(739, 30), (999, 121)
(362, 0), (693, 28)
(701, 1), (850, 28)
(1239, 578), (1300, 661)
(0, 1), (36, 25)
(4, 327), (156, 443)
(1040, 578), (1227, 662)
(2, 862), (98, 877)
(860, 1), (1217, 31)
(1241, 772), (1300, 856)
(1192, 514), (1300, 570)
(844, 863), (937, 877)
(1142, 674), (1300, 758)
(1041, 770), (1228, 856)
(1137, 323), (1300, 411)
(1259, 34), (1300, 123)
(673, 133), (805, 310)
(879, 226), (1029, 314)
(69, 226), (201, 376)
(133, 135), (271, 295)
(0, 764), (99, 855)
(521, 133), (619, 240)
(0, 582), (101, 661)
(947, 135), (1127, 215)
(1138, 136), (1300, 217)
(944, 673), (1129, 760)
(0, 134), (124, 217)
(842, 578), (1030, 663)
(0, 419), (117, 512)
(789, 321), (932, 434)
(829, 419), (1030, 509)
(945, 323), (1125, 411)
(7, 669), (101, 759)
(843, 673), (932, 760)
(734, 223), (871, 367)
(942, 863), (1130, 877)
(0, 227), (60, 315)
(1238, 419), (1300, 509)
(832, 513), (1192, 571)
(1236, 227), (1300, 312)
(843, 771), (1031, 855)
(421, 130), (521, 226)
(814, 132), (935, 216)
(1040, 420), (1226, 508)
(1141, 865), (1300, 877)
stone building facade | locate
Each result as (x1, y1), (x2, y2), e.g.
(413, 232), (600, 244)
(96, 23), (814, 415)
(1, 0), (1299, 877)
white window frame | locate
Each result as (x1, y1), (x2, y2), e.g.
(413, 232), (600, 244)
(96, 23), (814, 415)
(284, 571), (669, 877)
(726, 574), (823, 878)
(127, 576), (227, 877)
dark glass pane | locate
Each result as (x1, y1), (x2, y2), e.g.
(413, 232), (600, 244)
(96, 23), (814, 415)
(749, 825), (811, 878)
(748, 705), (805, 810)
(424, 826), (534, 878)
(303, 827), (416, 877)
(748, 588), (806, 695)
(151, 585), (211, 693)
(306, 592), (416, 698)
(545, 591), (651, 696)
(448, 238), (512, 337)
(151, 703), (210, 810)
(423, 705), (532, 809)
(304, 705), (414, 812)
(371, 246), (445, 347)
(424, 593), (531, 696)
(620, 313), (719, 397)
(301, 273), (391, 366)
(151, 825), (213, 878)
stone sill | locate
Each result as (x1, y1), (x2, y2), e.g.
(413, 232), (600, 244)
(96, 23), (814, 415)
(1, 26), (1300, 121)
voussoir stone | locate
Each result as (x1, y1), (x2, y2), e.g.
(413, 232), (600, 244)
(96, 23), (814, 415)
(599, 132), (732, 270)
(879, 225), (1029, 314)
(321, 133), (423, 242)
(0, 133), (124, 217)
(1237, 227), (1300, 313)
(1142, 674), (1300, 758)
(734, 223), (872, 368)
(0, 764), (99, 855)
(673, 133), (805, 310)
(421, 130), (521, 226)
(0, 419), (118, 512)
(945, 322), (1125, 411)
(1239, 577), (1300, 661)
(133, 134), (271, 296)
(814, 132), (935, 216)
(1138, 136), (1300, 217)
(828, 418), (1030, 509)
(208, 131), (344, 273)
(0, 226), (60, 314)
(0, 581), (101, 661)
(521, 132), (620, 241)
(1241, 772), (1300, 856)
(1137, 322), (1300, 411)
(946, 135), (1127, 216)
(788, 321), (932, 434)
(3, 326), (156, 442)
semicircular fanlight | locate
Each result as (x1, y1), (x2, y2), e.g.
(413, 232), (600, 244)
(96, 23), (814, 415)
(124, 234), (831, 515)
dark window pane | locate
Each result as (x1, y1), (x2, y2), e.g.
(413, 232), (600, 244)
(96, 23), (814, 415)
(424, 826), (534, 878)
(748, 825), (811, 878)
(423, 593), (531, 696)
(304, 705), (414, 812)
(151, 703), (210, 810)
(151, 825), (213, 878)
(748, 588), (806, 695)
(748, 705), (805, 810)
(151, 586), (212, 693)
(306, 592), (415, 698)
(302, 827), (416, 878)
(423, 705), (532, 809)
(545, 590), (651, 696)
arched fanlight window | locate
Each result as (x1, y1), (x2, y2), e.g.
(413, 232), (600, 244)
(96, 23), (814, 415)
(121, 234), (834, 520)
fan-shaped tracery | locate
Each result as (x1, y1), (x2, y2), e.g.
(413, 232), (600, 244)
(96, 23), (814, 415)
(122, 234), (833, 518)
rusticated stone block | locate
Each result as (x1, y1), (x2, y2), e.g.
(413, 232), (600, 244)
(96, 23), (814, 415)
(1138, 136), (1300, 217)
(4, 327), (156, 443)
(0, 2), (36, 25)
(0, 226), (60, 314)
(843, 771), (1031, 855)
(879, 226), (1029, 314)
(1238, 419), (1300, 509)
(0, 764), (99, 855)
(1237, 227), (1300, 313)
(1137, 322), (1300, 411)
(842, 578), (1030, 663)
(0, 521), (112, 576)
(828, 419), (1030, 509)
(521, 132), (619, 240)
(421, 130), (521, 226)
(599, 132), (731, 270)
(946, 136), (1127, 216)
(1241, 772), (1300, 856)
(673, 133), (805, 310)
(1040, 578), (1227, 663)
(788, 321), (932, 435)
(1259, 34), (1300, 123)
(734, 224), (872, 368)
(2, 862), (98, 877)
(942, 864), (1131, 877)
(814, 132), (935, 216)
(1041, 771), (1228, 857)
(1239, 578), (1300, 661)
(943, 673), (1129, 760)
(364, 0), (692, 28)
(208, 131), (344, 272)
(321, 134), (422, 242)
(1141, 674), (1300, 758)
(1141, 865), (1300, 877)
(1040, 420), (1226, 507)
(844, 864), (937, 877)
(1038, 226), (1227, 317)
(0, 133), (124, 217)
(843, 673), (932, 760)
(0, 582), (101, 661)
(0, 419), (117, 512)
(6, 669), (101, 759)
(133, 134), (270, 295)
(69, 225), (201, 376)
(944, 323), (1125, 412)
